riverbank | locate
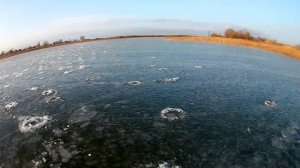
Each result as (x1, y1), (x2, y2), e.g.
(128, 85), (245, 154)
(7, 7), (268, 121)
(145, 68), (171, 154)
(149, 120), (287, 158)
(165, 36), (300, 59)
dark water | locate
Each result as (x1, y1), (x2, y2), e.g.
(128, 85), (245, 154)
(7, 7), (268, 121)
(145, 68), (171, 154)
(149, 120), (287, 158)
(0, 38), (300, 167)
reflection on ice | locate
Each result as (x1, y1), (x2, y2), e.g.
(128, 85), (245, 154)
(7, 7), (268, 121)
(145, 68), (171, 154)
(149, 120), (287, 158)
(18, 115), (50, 133)
(160, 107), (186, 121)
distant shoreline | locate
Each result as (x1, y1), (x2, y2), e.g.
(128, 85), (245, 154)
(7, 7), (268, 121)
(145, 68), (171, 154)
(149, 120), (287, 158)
(0, 35), (176, 60)
(165, 36), (300, 60)
(1, 35), (299, 60)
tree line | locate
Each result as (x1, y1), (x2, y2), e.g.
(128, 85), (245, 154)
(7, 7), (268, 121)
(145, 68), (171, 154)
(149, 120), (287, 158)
(210, 28), (280, 44)
(0, 36), (87, 57)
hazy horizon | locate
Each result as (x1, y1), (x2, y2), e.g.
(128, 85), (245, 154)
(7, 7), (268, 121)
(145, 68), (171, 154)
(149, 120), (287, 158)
(1, 0), (300, 51)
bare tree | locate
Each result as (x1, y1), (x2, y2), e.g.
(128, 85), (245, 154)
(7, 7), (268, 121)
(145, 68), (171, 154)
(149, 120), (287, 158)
(80, 36), (86, 41)
(43, 41), (49, 46)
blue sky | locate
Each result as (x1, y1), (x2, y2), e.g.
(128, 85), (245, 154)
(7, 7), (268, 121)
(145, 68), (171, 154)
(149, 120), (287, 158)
(0, 0), (300, 51)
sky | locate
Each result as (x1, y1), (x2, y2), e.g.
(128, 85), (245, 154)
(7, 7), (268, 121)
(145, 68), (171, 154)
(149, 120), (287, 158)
(0, 0), (300, 51)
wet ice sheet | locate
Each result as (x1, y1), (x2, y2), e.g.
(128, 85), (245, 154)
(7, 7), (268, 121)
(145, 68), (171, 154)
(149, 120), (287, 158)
(0, 39), (299, 167)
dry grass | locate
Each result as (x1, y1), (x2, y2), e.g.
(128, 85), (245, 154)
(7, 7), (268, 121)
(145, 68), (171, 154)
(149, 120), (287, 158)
(166, 36), (300, 60)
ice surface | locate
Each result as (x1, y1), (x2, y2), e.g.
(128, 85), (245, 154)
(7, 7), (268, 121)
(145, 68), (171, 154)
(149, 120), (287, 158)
(68, 106), (97, 123)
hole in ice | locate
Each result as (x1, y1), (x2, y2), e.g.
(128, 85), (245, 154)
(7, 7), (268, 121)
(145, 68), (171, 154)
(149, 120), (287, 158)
(264, 100), (277, 107)
(128, 81), (142, 86)
(18, 115), (50, 133)
(160, 107), (186, 121)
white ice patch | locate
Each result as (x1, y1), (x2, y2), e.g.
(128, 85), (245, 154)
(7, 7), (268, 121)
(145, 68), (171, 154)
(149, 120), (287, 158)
(4, 102), (18, 110)
(264, 100), (277, 107)
(78, 65), (89, 70)
(4, 84), (12, 88)
(150, 56), (156, 59)
(42, 89), (56, 96)
(64, 69), (74, 74)
(155, 77), (180, 83)
(18, 115), (49, 133)
(160, 107), (186, 121)
(30, 87), (39, 91)
(158, 68), (168, 71)
(0, 74), (9, 80)
(149, 65), (157, 67)
(14, 72), (23, 78)
(128, 81), (142, 86)
(194, 65), (203, 69)
(58, 67), (66, 71)
(42, 89), (60, 103)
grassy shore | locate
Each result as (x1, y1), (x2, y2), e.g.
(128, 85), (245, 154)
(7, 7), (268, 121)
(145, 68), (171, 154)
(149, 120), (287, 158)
(166, 36), (300, 59)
